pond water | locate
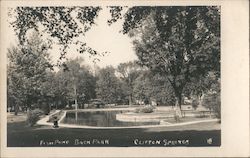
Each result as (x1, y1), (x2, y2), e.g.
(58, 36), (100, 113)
(62, 110), (160, 127)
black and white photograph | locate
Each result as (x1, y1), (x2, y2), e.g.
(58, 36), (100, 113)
(0, 0), (249, 157)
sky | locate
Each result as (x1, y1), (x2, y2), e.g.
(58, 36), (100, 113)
(6, 7), (137, 69)
(81, 8), (138, 68)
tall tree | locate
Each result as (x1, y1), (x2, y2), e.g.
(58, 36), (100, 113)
(148, 73), (176, 106)
(109, 6), (220, 117)
(7, 31), (53, 114)
(133, 70), (175, 106)
(55, 58), (96, 108)
(132, 71), (151, 105)
(96, 66), (124, 104)
(116, 61), (140, 105)
(183, 71), (220, 107)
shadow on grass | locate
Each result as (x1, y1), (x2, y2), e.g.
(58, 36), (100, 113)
(7, 121), (221, 147)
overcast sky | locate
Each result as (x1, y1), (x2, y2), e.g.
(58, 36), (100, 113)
(82, 8), (138, 68)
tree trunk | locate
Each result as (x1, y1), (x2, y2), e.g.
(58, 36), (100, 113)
(128, 78), (133, 106)
(198, 93), (204, 106)
(129, 94), (132, 106)
(174, 91), (183, 120)
(14, 104), (19, 115)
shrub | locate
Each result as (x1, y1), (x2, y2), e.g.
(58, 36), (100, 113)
(135, 106), (154, 113)
(202, 92), (221, 119)
(41, 105), (50, 115)
(192, 99), (199, 110)
(27, 109), (44, 127)
(31, 102), (50, 115)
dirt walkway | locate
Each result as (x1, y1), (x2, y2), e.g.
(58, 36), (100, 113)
(7, 112), (27, 123)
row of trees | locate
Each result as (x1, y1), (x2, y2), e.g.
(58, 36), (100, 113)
(8, 6), (221, 118)
(7, 33), (220, 117)
(7, 32), (95, 114)
(7, 32), (178, 115)
(7, 32), (220, 116)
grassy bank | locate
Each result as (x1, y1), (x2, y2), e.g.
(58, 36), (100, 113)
(7, 113), (221, 147)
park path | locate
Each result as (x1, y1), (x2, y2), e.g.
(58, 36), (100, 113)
(37, 110), (60, 126)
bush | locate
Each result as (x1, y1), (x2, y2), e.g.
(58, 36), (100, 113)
(31, 103), (50, 115)
(41, 105), (50, 115)
(26, 109), (44, 127)
(192, 99), (199, 110)
(202, 92), (221, 119)
(135, 106), (154, 113)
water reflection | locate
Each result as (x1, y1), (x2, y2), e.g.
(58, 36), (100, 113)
(62, 111), (160, 127)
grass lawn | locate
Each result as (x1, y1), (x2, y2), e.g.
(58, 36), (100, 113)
(163, 116), (217, 124)
(7, 112), (221, 147)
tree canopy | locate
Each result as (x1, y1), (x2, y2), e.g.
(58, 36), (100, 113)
(109, 6), (220, 114)
(7, 6), (221, 118)
(7, 31), (53, 114)
(9, 6), (106, 66)
(95, 66), (126, 104)
(54, 58), (96, 108)
(117, 61), (141, 105)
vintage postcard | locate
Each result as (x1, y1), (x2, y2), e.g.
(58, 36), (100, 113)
(0, 0), (249, 157)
